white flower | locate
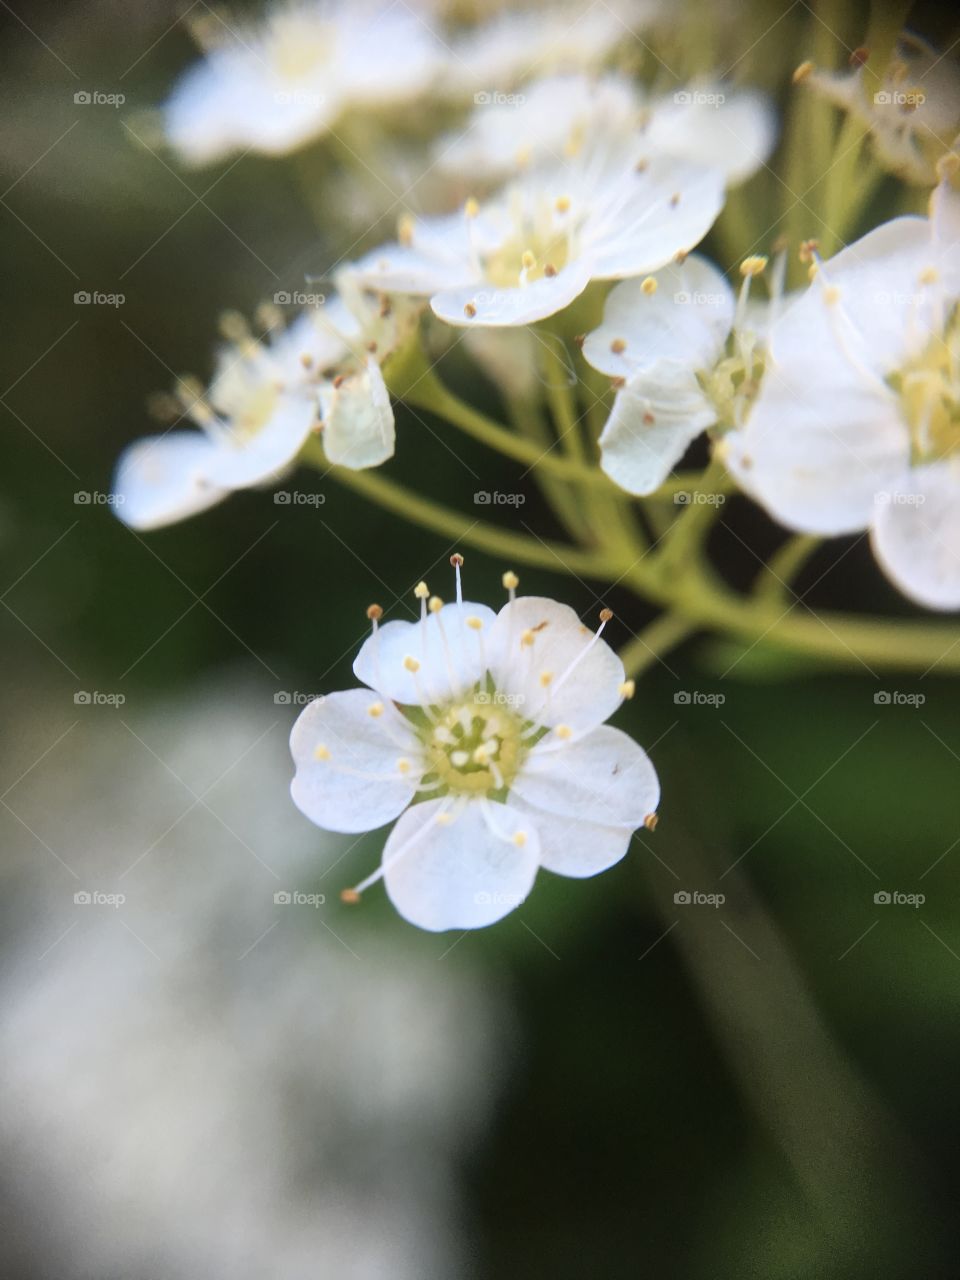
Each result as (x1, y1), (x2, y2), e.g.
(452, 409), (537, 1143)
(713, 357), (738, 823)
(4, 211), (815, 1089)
(444, 0), (657, 95)
(113, 285), (420, 530)
(289, 562), (659, 931)
(724, 175), (960, 611)
(351, 150), (727, 327)
(800, 33), (960, 185)
(581, 253), (775, 494)
(435, 72), (776, 188)
(164, 1), (443, 165)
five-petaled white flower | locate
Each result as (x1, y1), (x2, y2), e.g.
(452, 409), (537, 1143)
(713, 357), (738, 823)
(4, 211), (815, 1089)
(581, 252), (777, 494)
(435, 73), (776, 188)
(289, 560), (660, 931)
(724, 173), (960, 611)
(164, 1), (443, 165)
(113, 283), (420, 530)
(351, 148), (728, 327)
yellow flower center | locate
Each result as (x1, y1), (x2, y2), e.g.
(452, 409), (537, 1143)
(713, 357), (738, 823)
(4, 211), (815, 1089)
(422, 696), (526, 797)
(889, 306), (960, 463)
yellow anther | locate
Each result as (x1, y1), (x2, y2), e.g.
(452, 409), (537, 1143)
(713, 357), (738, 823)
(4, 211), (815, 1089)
(464, 196), (480, 218)
(793, 60), (815, 84)
(398, 213), (415, 246)
(619, 680), (636, 700)
(340, 888), (361, 904)
(366, 603), (383, 621)
(502, 570), (519, 590)
(520, 629), (536, 647)
(464, 302), (477, 318)
(807, 262), (819, 282)
(599, 608), (614, 623)
(397, 758), (411, 774)
(644, 813), (659, 832)
(611, 337), (627, 354)
(555, 195), (571, 214)
(435, 811), (453, 825)
(539, 671), (553, 687)
(403, 656), (421, 672)
(823, 284), (841, 305)
(555, 725), (573, 740)
(740, 255), (768, 278)
(428, 595), (444, 613)
(513, 831), (528, 847)
(466, 616), (484, 630)
(521, 249), (537, 270)
(313, 745), (331, 761)
(919, 267), (939, 285)
(641, 276), (658, 295)
(414, 581), (429, 598)
(368, 702), (385, 718)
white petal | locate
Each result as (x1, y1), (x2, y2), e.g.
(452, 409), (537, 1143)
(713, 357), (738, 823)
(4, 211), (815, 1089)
(586, 159), (726, 280)
(509, 798), (633, 878)
(112, 431), (228, 530)
(512, 725), (660, 830)
(599, 366), (717, 495)
(487, 597), (625, 735)
(432, 261), (592, 327)
(382, 798), (540, 931)
(726, 358), (909, 534)
(202, 395), (317, 489)
(353, 602), (499, 706)
(645, 87), (778, 185)
(289, 689), (421, 834)
(319, 360), (395, 470)
(582, 255), (734, 377)
(871, 462), (960, 611)
(351, 215), (478, 296)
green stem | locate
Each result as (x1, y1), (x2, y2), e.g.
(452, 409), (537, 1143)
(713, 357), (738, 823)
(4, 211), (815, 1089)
(619, 613), (698, 679)
(755, 534), (821, 604)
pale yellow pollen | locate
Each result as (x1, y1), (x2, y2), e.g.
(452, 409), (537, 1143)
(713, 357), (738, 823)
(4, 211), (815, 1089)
(520, 629), (536, 647)
(792, 60), (815, 84)
(611, 337), (627, 354)
(521, 249), (537, 270)
(619, 680), (636, 700)
(502, 570), (519, 590)
(435, 811), (453, 826)
(398, 213), (415, 246)
(429, 595), (444, 613)
(740, 255), (768, 278)
(368, 702), (385, 718)
(919, 266), (939, 285)
(397, 758), (412, 774)
(641, 276), (658, 296)
(466, 616), (484, 630)
(512, 831), (528, 847)
(807, 262), (820, 282)
(414, 581), (429, 599)
(403, 656), (421, 672)
(515, 146), (531, 168)
(464, 196), (479, 218)
(555, 725), (573, 740)
(555, 195), (571, 214)
(823, 283), (841, 305)
(539, 671), (553, 687)
(313, 744), (331, 761)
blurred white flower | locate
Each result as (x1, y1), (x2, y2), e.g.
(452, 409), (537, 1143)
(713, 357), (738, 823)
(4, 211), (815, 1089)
(113, 285), (420, 530)
(801, 33), (960, 185)
(164, 1), (444, 165)
(724, 175), (960, 611)
(582, 253), (776, 494)
(350, 149), (727, 326)
(435, 73), (776, 187)
(290, 564), (659, 931)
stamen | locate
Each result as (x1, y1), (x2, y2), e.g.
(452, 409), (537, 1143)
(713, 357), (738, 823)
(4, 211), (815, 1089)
(450, 553), (464, 605)
(619, 680), (636, 700)
(502, 570), (519, 602)
(640, 276), (658, 296)
(344, 798), (460, 899)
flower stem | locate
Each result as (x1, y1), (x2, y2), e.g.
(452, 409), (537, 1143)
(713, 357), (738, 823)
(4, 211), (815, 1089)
(619, 613), (698, 679)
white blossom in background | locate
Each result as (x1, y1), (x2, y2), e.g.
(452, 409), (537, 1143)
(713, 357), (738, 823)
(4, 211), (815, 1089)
(724, 174), (960, 611)
(581, 253), (777, 494)
(163, 1), (444, 165)
(113, 283), (421, 530)
(799, 33), (960, 185)
(443, 0), (658, 96)
(435, 73), (776, 188)
(350, 149), (727, 326)
(289, 562), (660, 932)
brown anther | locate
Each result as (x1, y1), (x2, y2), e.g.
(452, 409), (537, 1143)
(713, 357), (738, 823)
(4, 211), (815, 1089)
(611, 337), (627, 354)
(849, 46), (869, 68)
(544, 263), (558, 277)
(599, 607), (613, 623)
(635, 158), (649, 173)
(464, 302), (477, 318)
(450, 553), (464, 567)
(379, 296), (392, 318)
(643, 411), (655, 425)
(792, 60), (815, 85)
(674, 249), (689, 264)
(366, 603), (383, 621)
(573, 333), (586, 349)
(670, 192), (681, 207)
(611, 376), (626, 390)
(643, 813), (659, 832)
(340, 888), (361, 905)
(332, 374), (346, 389)
(367, 341), (378, 353)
